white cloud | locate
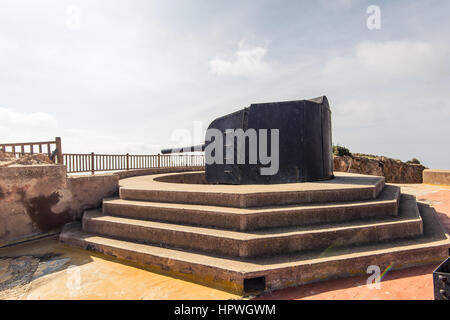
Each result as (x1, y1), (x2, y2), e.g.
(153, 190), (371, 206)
(0, 107), (57, 127)
(209, 45), (269, 77)
(0, 108), (58, 143)
(323, 40), (448, 80)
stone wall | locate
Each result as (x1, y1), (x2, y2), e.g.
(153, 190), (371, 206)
(333, 155), (426, 183)
(0, 165), (203, 246)
(423, 169), (450, 186)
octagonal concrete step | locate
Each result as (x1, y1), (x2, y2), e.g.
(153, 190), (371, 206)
(85, 194), (421, 258)
(119, 172), (385, 208)
(104, 185), (400, 231)
(60, 201), (450, 295)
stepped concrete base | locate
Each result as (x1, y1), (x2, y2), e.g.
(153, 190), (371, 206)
(60, 202), (450, 295)
(104, 185), (400, 231)
(84, 194), (422, 258)
(60, 171), (450, 295)
(119, 172), (385, 207)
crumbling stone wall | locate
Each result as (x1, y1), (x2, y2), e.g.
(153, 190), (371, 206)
(0, 165), (118, 246)
(333, 155), (426, 183)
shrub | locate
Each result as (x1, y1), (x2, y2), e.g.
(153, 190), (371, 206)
(407, 158), (421, 165)
(333, 145), (352, 157)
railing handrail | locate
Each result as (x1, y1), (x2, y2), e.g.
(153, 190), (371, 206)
(0, 137), (63, 164)
(1, 137), (204, 175)
(0, 140), (57, 147)
(63, 152), (205, 175)
(62, 153), (202, 156)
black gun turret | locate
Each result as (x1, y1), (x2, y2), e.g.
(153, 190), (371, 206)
(162, 96), (333, 185)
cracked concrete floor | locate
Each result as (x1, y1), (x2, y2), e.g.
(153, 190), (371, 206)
(0, 236), (239, 300)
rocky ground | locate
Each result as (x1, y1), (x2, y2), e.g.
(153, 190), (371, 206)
(0, 152), (54, 168)
(333, 154), (426, 183)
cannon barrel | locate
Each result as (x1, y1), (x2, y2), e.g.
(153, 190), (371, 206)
(161, 144), (205, 154)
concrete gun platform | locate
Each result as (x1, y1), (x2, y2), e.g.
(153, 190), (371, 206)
(60, 171), (450, 295)
(119, 172), (385, 207)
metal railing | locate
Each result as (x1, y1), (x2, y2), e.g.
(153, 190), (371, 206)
(0, 137), (63, 164)
(1, 137), (204, 174)
(63, 153), (205, 174)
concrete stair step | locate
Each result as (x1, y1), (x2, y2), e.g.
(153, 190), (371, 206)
(60, 201), (450, 295)
(119, 172), (385, 208)
(104, 185), (400, 231)
(85, 194), (422, 258)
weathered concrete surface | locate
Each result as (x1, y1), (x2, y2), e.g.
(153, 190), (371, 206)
(0, 236), (237, 300)
(0, 165), (203, 247)
(83, 194), (422, 258)
(60, 202), (449, 295)
(334, 155), (425, 183)
(120, 172), (385, 208)
(103, 185), (400, 231)
(0, 166), (117, 246)
(66, 174), (119, 220)
(0, 165), (73, 246)
(60, 173), (450, 295)
(423, 169), (450, 186)
(258, 183), (450, 300)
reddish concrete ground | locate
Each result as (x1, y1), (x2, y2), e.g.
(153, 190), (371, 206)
(258, 263), (439, 300)
(418, 190), (450, 234)
(257, 184), (450, 300)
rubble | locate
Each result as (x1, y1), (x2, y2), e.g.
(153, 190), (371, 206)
(0, 151), (54, 167)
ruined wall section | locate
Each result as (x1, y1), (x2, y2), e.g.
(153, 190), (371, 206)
(0, 165), (117, 246)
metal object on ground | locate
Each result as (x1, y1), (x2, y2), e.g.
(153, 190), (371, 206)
(162, 96), (333, 185)
(433, 256), (450, 300)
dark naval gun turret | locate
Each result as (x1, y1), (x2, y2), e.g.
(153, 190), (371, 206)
(162, 96), (333, 185)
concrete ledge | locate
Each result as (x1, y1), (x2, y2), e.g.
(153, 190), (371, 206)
(423, 169), (450, 186)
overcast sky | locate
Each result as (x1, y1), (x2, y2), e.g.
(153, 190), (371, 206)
(1, 0), (449, 169)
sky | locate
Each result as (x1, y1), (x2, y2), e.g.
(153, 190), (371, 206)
(1, 0), (449, 169)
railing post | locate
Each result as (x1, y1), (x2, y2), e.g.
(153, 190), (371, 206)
(158, 153), (161, 168)
(126, 153), (129, 170)
(55, 137), (63, 164)
(91, 152), (95, 175)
